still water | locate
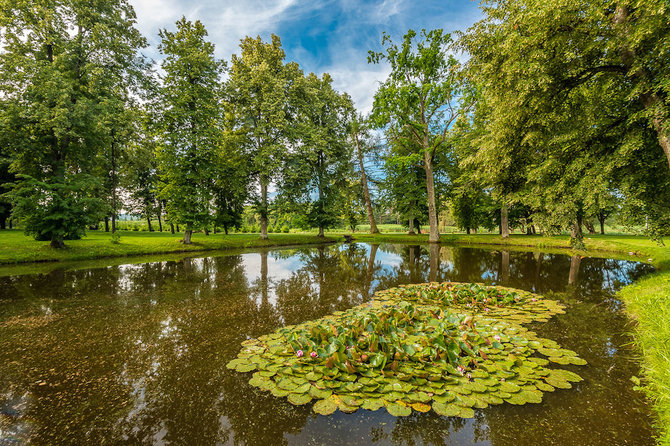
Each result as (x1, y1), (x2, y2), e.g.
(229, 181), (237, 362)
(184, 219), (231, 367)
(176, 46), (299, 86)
(0, 243), (656, 445)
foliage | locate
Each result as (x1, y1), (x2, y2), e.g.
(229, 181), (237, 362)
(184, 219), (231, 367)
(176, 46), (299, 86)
(370, 29), (466, 242)
(0, 0), (147, 247)
(279, 74), (354, 236)
(154, 18), (223, 242)
(227, 35), (296, 239)
(460, 0), (670, 241)
(228, 282), (585, 417)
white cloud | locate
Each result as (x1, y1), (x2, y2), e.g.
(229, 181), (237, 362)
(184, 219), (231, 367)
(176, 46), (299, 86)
(129, 0), (481, 114)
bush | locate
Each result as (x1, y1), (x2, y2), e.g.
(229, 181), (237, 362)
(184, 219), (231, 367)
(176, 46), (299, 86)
(282, 225), (290, 233)
(251, 225), (259, 233)
(268, 226), (275, 233)
(110, 233), (121, 244)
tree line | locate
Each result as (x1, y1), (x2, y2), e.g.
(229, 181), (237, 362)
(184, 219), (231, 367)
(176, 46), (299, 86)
(0, 0), (667, 248)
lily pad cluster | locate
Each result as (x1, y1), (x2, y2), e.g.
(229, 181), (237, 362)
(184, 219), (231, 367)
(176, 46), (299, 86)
(227, 282), (586, 418)
(375, 282), (566, 324)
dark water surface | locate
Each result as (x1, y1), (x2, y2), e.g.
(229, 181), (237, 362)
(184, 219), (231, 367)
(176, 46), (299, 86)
(0, 243), (656, 445)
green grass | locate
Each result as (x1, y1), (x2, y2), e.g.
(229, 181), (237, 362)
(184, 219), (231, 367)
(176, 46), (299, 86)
(0, 229), (340, 265)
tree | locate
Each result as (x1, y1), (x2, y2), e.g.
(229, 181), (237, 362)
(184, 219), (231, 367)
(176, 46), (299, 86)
(123, 117), (160, 233)
(380, 136), (429, 235)
(0, 157), (13, 229)
(461, 0), (670, 240)
(227, 35), (296, 240)
(154, 18), (223, 244)
(280, 73), (353, 237)
(213, 129), (250, 235)
(350, 114), (380, 234)
(0, 0), (147, 247)
(369, 29), (466, 242)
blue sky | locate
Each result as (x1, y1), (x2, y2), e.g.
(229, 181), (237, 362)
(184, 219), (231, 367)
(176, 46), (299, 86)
(130, 0), (482, 113)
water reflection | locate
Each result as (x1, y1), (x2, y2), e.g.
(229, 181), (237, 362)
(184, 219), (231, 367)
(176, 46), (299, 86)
(0, 244), (655, 445)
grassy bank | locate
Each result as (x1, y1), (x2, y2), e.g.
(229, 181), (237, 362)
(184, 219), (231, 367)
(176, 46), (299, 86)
(618, 244), (670, 445)
(0, 230), (339, 265)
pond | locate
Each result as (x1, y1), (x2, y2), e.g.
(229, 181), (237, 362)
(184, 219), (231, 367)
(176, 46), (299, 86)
(0, 243), (656, 445)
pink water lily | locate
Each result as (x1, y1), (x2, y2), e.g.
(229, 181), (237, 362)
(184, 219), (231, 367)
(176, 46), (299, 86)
(296, 350), (304, 358)
(494, 335), (501, 341)
(457, 365), (465, 375)
(531, 298), (537, 302)
(466, 373), (472, 380)
(310, 351), (318, 358)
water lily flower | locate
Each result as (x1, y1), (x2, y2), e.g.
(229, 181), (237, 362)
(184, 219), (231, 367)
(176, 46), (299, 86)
(296, 350), (304, 358)
(531, 298), (537, 302)
(494, 335), (501, 341)
(310, 351), (318, 358)
(500, 378), (506, 382)
(457, 365), (465, 375)
(466, 373), (472, 380)
(484, 307), (490, 312)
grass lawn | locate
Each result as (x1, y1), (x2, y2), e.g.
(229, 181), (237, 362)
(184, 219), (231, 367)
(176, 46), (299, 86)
(0, 229), (340, 265)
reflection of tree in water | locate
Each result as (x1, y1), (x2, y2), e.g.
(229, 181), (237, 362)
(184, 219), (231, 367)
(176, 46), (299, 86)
(371, 411), (472, 446)
(274, 244), (378, 326)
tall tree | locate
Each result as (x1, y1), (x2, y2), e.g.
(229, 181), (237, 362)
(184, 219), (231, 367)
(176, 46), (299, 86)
(0, 0), (147, 247)
(154, 18), (223, 244)
(350, 114), (380, 234)
(281, 73), (353, 237)
(227, 35), (296, 240)
(369, 29), (466, 242)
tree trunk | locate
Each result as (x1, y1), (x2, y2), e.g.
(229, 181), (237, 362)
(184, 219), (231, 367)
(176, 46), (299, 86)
(147, 216), (153, 232)
(224, 226), (229, 235)
(183, 224), (192, 244)
(585, 220), (596, 234)
(158, 214), (163, 232)
(259, 176), (269, 240)
(0, 219), (5, 230)
(354, 132), (379, 234)
(170, 223), (175, 234)
(531, 224), (537, 235)
(110, 139), (117, 234)
(50, 234), (65, 249)
(8, 219), (12, 229)
(204, 227), (209, 236)
(423, 153), (440, 243)
(408, 216), (415, 235)
(176, 224), (180, 232)
(598, 213), (605, 235)
(104, 217), (109, 232)
(501, 202), (509, 238)
(568, 254), (581, 285)
(570, 219), (583, 247)
(318, 226), (325, 237)
(466, 227), (471, 235)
